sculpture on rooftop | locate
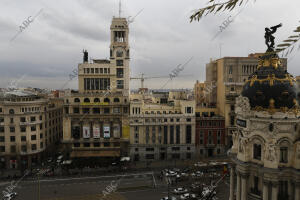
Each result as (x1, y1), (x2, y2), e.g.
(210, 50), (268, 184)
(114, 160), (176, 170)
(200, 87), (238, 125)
(264, 23), (282, 52)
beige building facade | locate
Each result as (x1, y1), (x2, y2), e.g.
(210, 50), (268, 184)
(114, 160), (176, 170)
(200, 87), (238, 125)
(62, 17), (130, 164)
(129, 91), (196, 161)
(0, 91), (63, 170)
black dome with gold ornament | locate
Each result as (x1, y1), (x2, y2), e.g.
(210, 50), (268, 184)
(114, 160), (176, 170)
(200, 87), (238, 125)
(241, 24), (299, 112)
(242, 53), (299, 111)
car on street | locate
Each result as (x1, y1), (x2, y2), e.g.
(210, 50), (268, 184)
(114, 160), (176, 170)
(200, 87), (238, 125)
(173, 187), (188, 194)
(179, 193), (196, 200)
(160, 196), (177, 200)
(3, 192), (17, 200)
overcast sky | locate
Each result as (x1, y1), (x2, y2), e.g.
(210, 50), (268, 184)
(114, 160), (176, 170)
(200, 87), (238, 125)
(1, 0), (300, 90)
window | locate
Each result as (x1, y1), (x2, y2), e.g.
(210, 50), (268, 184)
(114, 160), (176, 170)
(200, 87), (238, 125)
(93, 108), (100, 114)
(117, 68), (124, 78)
(30, 116), (36, 122)
(94, 98), (100, 102)
(186, 125), (192, 144)
(117, 80), (124, 89)
(9, 109), (14, 114)
(31, 135), (36, 140)
(116, 60), (123, 66)
(20, 126), (26, 132)
(83, 108), (90, 114)
(186, 118), (191, 122)
(145, 154), (154, 159)
(74, 143), (80, 147)
(10, 118), (14, 123)
(0, 136), (4, 142)
(10, 145), (16, 153)
(21, 136), (26, 141)
(84, 143), (90, 147)
(31, 126), (36, 131)
(21, 145), (27, 152)
(229, 78), (233, 82)
(31, 144), (37, 151)
(253, 144), (261, 160)
(104, 108), (110, 114)
(186, 107), (192, 114)
(74, 98), (80, 103)
(84, 98), (90, 103)
(10, 136), (15, 142)
(10, 127), (15, 133)
(73, 107), (80, 114)
(94, 142), (100, 147)
(104, 142), (110, 147)
(113, 107), (120, 113)
(40, 134), (43, 139)
(0, 146), (5, 152)
(0, 118), (3, 122)
(229, 65), (233, 74)
(39, 115), (42, 120)
(0, 127), (4, 133)
(113, 98), (120, 103)
(40, 142), (43, 148)
(280, 147), (288, 163)
(104, 98), (110, 103)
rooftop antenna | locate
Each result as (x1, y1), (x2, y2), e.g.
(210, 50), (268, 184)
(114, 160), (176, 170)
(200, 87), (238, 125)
(119, 0), (122, 17)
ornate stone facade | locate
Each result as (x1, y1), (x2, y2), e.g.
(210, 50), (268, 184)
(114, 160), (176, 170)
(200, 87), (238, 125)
(229, 94), (300, 200)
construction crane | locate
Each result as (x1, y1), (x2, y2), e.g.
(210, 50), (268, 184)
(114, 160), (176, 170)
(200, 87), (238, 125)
(130, 73), (169, 88)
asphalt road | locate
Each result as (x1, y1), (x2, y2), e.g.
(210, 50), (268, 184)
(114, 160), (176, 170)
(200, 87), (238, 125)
(0, 172), (230, 200)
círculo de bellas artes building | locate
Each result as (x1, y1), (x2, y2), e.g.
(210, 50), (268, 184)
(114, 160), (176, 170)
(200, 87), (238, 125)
(229, 23), (300, 200)
(62, 16), (130, 166)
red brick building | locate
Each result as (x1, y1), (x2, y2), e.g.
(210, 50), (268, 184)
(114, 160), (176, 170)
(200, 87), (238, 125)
(195, 115), (225, 157)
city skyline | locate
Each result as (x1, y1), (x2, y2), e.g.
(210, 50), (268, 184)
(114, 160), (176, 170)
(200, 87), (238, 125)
(1, 0), (300, 90)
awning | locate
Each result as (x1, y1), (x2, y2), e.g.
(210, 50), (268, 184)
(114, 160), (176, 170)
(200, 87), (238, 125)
(70, 150), (120, 158)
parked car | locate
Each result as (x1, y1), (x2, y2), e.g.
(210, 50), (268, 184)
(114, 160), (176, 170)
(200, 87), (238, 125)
(160, 196), (177, 200)
(173, 187), (188, 194)
(3, 192), (17, 200)
(179, 193), (196, 200)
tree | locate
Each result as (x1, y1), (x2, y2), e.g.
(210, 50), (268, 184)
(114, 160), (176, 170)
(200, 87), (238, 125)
(190, 0), (300, 57)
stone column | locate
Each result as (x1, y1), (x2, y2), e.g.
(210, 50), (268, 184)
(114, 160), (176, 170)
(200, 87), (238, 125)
(271, 181), (278, 200)
(236, 172), (241, 200)
(229, 167), (235, 200)
(241, 174), (247, 200)
(295, 182), (300, 200)
(263, 180), (269, 200)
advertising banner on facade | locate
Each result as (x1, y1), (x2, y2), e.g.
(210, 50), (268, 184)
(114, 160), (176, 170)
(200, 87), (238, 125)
(83, 126), (90, 138)
(103, 126), (110, 138)
(93, 127), (100, 138)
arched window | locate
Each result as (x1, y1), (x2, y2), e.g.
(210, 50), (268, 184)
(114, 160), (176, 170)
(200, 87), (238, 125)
(74, 98), (80, 103)
(84, 98), (90, 103)
(104, 98), (110, 103)
(9, 109), (14, 114)
(113, 98), (120, 103)
(94, 98), (100, 102)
